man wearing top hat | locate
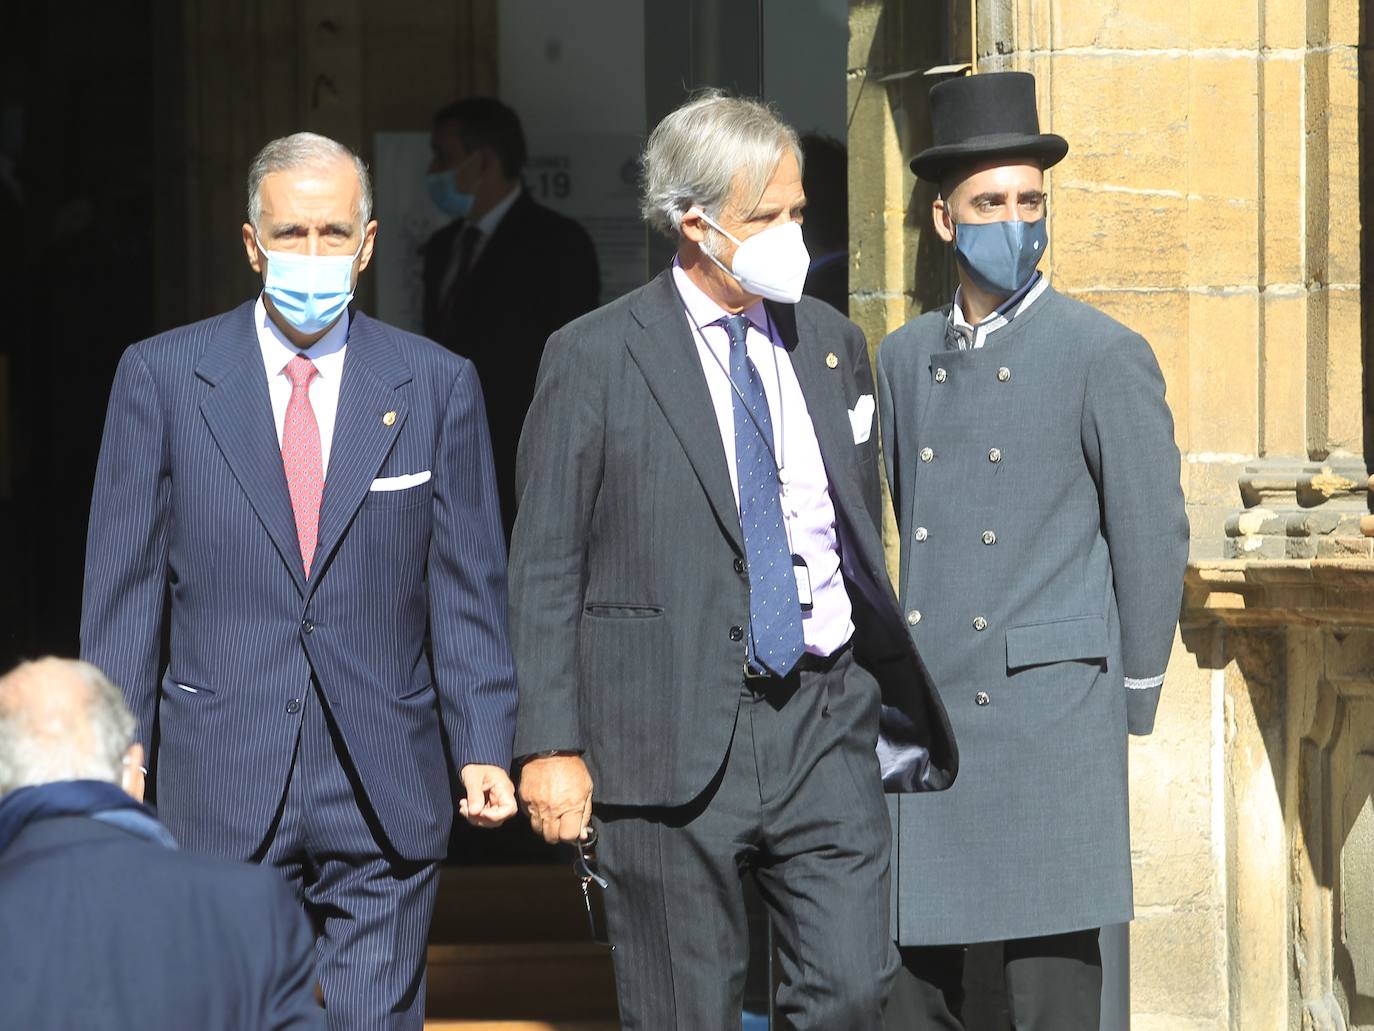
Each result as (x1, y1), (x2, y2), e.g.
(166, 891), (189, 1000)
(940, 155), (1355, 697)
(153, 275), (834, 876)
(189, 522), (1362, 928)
(875, 71), (1188, 1028)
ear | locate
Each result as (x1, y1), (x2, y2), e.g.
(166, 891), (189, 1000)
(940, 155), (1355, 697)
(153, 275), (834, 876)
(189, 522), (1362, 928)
(121, 742), (146, 802)
(242, 223), (264, 274)
(932, 196), (956, 244)
(358, 219), (379, 274)
(680, 207), (709, 246)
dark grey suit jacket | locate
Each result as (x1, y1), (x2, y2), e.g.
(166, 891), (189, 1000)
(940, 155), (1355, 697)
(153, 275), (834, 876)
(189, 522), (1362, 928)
(509, 269), (956, 808)
(877, 285), (1188, 944)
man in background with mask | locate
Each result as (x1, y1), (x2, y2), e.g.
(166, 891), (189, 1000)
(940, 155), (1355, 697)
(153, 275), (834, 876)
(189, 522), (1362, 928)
(509, 90), (956, 1030)
(82, 132), (519, 1029)
(421, 97), (600, 538)
(876, 72), (1188, 1029)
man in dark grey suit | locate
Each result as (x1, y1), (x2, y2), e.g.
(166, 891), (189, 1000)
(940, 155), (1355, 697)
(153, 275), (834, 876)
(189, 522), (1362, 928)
(877, 72), (1189, 1029)
(509, 90), (956, 1030)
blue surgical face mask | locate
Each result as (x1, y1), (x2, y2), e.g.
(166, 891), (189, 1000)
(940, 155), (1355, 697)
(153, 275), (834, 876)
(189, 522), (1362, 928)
(425, 154), (479, 219)
(952, 218), (1047, 298)
(256, 234), (363, 335)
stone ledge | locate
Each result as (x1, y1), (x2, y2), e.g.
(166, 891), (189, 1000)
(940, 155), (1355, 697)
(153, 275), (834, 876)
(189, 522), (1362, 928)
(1183, 558), (1374, 629)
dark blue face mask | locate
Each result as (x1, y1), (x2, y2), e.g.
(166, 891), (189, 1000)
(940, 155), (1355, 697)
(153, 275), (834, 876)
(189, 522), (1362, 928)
(952, 218), (1047, 298)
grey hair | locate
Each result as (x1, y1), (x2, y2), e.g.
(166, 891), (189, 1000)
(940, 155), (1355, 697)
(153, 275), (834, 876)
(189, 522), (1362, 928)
(0, 658), (136, 795)
(640, 89), (803, 240)
(247, 131), (373, 230)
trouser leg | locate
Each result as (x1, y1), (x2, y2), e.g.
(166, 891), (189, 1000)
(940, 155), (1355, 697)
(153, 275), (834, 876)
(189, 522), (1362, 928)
(594, 707), (756, 1031)
(753, 654), (897, 1031)
(887, 946), (967, 1030)
(1003, 928), (1103, 1031)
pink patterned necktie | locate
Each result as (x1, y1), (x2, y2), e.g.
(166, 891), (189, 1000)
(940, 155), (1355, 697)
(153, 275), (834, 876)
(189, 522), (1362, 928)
(281, 355), (323, 576)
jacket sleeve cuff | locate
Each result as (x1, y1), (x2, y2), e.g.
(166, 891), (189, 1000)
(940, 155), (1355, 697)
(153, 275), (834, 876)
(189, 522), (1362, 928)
(1125, 676), (1164, 736)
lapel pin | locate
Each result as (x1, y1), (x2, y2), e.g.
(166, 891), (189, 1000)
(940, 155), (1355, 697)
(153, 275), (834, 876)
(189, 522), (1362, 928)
(382, 410), (397, 427)
(825, 352), (839, 369)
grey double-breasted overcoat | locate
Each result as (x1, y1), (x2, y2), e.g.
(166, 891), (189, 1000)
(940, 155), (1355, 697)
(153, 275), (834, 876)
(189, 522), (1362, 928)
(876, 285), (1188, 945)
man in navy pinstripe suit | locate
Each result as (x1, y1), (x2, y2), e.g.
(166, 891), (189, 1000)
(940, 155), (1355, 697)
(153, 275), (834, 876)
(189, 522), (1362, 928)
(81, 132), (519, 1029)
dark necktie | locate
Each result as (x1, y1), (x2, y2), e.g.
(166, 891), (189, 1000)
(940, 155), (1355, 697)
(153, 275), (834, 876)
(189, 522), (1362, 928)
(441, 224), (484, 301)
(454, 223), (483, 279)
(721, 314), (805, 677)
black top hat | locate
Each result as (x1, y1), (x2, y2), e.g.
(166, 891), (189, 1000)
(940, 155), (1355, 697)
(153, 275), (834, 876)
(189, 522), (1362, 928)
(909, 71), (1068, 183)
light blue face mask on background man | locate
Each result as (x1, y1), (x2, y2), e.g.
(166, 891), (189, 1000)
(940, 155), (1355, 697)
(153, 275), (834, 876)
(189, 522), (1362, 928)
(256, 235), (363, 335)
(953, 217), (1048, 298)
(426, 169), (475, 219)
(425, 153), (480, 219)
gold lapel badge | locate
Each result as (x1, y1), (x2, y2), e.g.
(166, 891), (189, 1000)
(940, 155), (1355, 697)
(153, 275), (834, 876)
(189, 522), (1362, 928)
(825, 352), (839, 369)
(382, 410), (397, 427)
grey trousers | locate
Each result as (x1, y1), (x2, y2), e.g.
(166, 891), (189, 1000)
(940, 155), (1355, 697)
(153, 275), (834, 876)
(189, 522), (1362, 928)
(594, 649), (898, 1030)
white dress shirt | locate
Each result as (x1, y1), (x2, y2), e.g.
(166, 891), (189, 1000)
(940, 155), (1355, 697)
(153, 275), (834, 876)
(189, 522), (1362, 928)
(256, 296), (348, 477)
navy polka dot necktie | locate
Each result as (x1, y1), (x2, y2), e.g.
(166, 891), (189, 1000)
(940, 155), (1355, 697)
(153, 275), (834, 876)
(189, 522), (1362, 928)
(721, 314), (804, 676)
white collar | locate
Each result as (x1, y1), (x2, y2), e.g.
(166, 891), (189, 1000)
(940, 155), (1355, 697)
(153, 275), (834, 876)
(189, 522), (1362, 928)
(671, 258), (768, 333)
(472, 183), (523, 238)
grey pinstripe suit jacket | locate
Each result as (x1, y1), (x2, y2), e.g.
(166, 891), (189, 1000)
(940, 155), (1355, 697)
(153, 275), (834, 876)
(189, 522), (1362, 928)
(508, 269), (956, 809)
(81, 301), (518, 861)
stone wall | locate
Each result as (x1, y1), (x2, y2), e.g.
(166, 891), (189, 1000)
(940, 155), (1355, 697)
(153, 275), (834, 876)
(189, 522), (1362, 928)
(848, 0), (1372, 1025)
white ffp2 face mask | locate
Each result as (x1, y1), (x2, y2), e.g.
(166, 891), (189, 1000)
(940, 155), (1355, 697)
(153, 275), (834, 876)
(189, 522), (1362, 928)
(693, 208), (811, 304)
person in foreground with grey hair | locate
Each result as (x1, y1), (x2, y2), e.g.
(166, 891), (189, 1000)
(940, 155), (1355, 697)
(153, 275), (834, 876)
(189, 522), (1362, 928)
(509, 90), (956, 1028)
(0, 657), (324, 1030)
(81, 131), (519, 1028)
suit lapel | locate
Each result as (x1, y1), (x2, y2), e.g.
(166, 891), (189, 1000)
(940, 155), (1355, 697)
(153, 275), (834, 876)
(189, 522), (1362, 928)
(625, 272), (744, 554)
(197, 302), (308, 596)
(308, 313), (412, 597)
(772, 301), (868, 527)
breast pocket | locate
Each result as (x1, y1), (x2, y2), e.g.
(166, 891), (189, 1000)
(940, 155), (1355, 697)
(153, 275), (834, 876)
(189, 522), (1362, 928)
(362, 480), (434, 511)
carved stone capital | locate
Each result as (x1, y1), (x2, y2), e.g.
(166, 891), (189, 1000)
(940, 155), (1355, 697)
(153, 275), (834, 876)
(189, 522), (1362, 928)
(1222, 457), (1372, 560)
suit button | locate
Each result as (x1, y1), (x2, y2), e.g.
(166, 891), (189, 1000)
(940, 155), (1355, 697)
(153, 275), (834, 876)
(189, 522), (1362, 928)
(301, 619), (314, 634)
(933, 368), (947, 383)
(988, 448), (1002, 463)
(920, 447), (934, 463)
(286, 698), (302, 714)
(975, 691), (990, 706)
(733, 557), (746, 574)
(914, 526), (929, 542)
(906, 609), (922, 626)
(997, 367), (1011, 382)
(973, 616), (988, 631)
(729, 625), (745, 642)
(981, 530), (997, 546)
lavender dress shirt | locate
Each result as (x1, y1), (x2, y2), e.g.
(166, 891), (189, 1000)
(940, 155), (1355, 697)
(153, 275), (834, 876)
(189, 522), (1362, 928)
(671, 261), (854, 657)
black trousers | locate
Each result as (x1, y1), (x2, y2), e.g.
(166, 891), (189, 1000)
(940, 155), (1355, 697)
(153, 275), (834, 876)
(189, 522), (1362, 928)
(886, 929), (1103, 1031)
(594, 650), (898, 1030)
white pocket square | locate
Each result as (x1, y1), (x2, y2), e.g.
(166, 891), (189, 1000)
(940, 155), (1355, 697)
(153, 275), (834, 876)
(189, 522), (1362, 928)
(849, 394), (875, 445)
(369, 470), (432, 492)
